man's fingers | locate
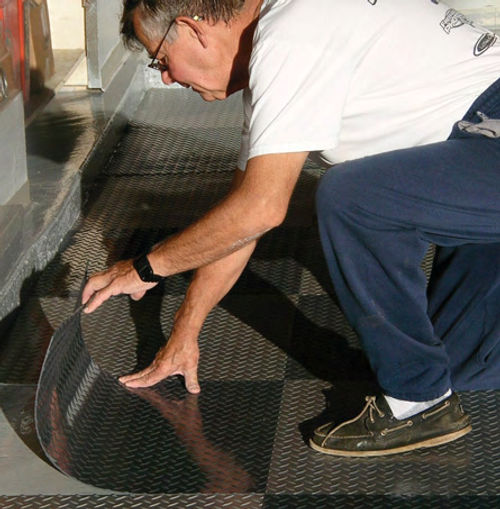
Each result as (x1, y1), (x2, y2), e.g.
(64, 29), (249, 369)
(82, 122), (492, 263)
(82, 272), (111, 306)
(119, 366), (154, 385)
(119, 364), (200, 392)
(122, 368), (169, 388)
(119, 362), (168, 387)
(184, 367), (201, 394)
(81, 287), (93, 306)
(83, 286), (115, 313)
(119, 338), (200, 392)
(82, 260), (152, 309)
(82, 280), (96, 305)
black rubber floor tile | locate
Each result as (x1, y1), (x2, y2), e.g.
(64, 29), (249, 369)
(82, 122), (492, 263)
(456, 391), (500, 492)
(297, 266), (331, 298)
(83, 172), (234, 232)
(34, 226), (191, 298)
(36, 225), (309, 299)
(295, 228), (335, 297)
(0, 494), (264, 509)
(232, 227), (307, 295)
(79, 294), (175, 377)
(133, 88), (244, 131)
(267, 381), (498, 496)
(102, 124), (241, 177)
(285, 295), (373, 382)
(0, 297), (76, 384)
(234, 258), (303, 296)
(99, 90), (243, 178)
(36, 310), (283, 493)
(263, 495), (499, 509)
(97, 91), (243, 182)
(78, 293), (292, 381)
(198, 294), (295, 381)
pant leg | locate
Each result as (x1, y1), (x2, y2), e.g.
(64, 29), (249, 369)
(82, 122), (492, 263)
(316, 136), (500, 401)
(428, 243), (500, 390)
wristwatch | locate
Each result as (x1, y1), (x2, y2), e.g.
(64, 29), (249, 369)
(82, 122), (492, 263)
(133, 253), (163, 283)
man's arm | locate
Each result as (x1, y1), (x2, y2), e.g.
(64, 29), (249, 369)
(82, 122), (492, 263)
(118, 169), (258, 391)
(119, 239), (257, 391)
(82, 151), (308, 312)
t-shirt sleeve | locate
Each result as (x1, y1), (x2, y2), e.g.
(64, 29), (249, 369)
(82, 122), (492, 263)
(238, 37), (353, 170)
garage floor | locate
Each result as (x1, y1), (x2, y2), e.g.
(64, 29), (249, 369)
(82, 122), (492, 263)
(0, 88), (498, 508)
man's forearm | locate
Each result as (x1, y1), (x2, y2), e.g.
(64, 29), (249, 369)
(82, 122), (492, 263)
(173, 240), (257, 334)
(117, 241), (258, 391)
(148, 187), (273, 279)
(147, 153), (308, 279)
(82, 154), (307, 316)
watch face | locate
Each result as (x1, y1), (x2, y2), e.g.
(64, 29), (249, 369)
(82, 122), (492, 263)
(134, 255), (162, 283)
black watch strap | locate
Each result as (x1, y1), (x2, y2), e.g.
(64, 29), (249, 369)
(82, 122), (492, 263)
(133, 254), (163, 283)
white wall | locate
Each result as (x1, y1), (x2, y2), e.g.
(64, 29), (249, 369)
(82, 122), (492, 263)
(86, 0), (129, 89)
(46, 0), (85, 50)
(96, 0), (123, 67)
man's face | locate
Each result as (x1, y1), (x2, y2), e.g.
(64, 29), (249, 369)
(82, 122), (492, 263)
(133, 11), (234, 102)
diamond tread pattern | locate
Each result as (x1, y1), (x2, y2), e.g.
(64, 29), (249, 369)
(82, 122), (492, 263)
(267, 381), (499, 496)
(0, 495), (264, 509)
(36, 311), (282, 493)
(0, 495), (497, 509)
(0, 88), (497, 505)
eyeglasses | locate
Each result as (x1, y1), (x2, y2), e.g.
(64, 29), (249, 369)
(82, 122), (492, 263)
(147, 15), (204, 73)
(148, 18), (175, 72)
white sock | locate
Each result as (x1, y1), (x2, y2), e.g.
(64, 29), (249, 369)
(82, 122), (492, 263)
(384, 389), (452, 420)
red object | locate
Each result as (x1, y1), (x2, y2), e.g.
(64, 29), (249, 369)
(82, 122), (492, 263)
(0, 0), (27, 99)
(17, 0), (25, 98)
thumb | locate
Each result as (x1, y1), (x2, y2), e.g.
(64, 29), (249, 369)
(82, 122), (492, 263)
(184, 367), (201, 394)
(130, 290), (147, 301)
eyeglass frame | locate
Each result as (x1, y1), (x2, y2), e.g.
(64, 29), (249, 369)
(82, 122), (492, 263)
(147, 15), (204, 73)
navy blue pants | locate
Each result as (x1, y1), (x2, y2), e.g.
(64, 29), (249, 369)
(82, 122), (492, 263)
(316, 78), (500, 401)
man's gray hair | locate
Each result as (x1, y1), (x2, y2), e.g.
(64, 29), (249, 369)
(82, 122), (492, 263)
(121, 0), (246, 48)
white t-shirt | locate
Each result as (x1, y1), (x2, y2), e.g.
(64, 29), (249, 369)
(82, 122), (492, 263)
(237, 0), (500, 170)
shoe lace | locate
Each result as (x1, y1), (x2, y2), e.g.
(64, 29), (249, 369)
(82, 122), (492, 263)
(321, 396), (385, 447)
(366, 396), (385, 424)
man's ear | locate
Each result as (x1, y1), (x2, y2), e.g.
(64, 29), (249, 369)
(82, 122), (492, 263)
(176, 16), (208, 48)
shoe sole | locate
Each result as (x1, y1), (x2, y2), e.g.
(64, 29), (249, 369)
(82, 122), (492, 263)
(309, 424), (472, 457)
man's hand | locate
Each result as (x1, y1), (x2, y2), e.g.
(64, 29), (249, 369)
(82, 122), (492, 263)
(82, 260), (158, 313)
(118, 331), (200, 393)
